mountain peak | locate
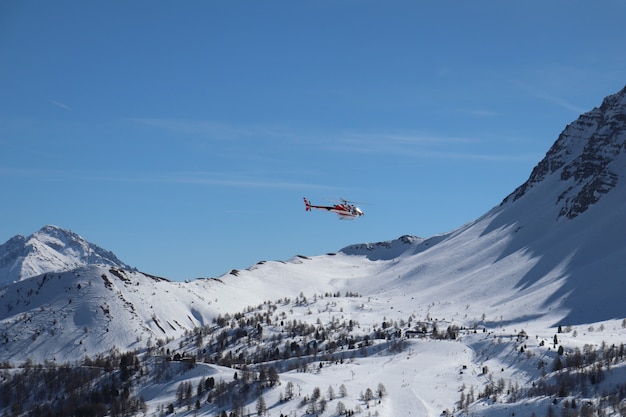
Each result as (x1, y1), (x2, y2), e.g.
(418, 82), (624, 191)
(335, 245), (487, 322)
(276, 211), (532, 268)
(33, 225), (84, 247)
(502, 85), (626, 219)
(0, 225), (132, 285)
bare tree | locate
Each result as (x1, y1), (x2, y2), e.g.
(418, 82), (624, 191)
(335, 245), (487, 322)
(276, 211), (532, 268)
(327, 385), (335, 400)
(284, 381), (294, 400)
(377, 382), (387, 398)
(256, 395), (267, 416)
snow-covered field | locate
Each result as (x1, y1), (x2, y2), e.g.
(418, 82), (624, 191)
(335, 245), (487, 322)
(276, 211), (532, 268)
(129, 284), (626, 417)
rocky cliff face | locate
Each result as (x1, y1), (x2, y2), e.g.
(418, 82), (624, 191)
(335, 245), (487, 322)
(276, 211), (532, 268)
(503, 85), (626, 219)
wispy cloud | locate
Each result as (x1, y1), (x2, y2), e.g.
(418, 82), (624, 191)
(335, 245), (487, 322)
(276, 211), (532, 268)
(333, 131), (476, 147)
(513, 80), (588, 115)
(325, 131), (541, 163)
(460, 108), (497, 117)
(0, 166), (64, 179)
(0, 166), (333, 190)
(130, 118), (298, 141)
(132, 117), (474, 148)
(156, 171), (334, 190)
(402, 150), (542, 162)
(533, 93), (587, 115)
(129, 118), (537, 163)
(47, 99), (72, 111)
(328, 143), (540, 162)
(131, 118), (239, 137)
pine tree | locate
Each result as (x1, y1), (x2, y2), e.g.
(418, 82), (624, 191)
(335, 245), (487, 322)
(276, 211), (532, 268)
(197, 377), (205, 398)
(268, 366), (279, 387)
(205, 376), (215, 391)
(176, 382), (185, 406)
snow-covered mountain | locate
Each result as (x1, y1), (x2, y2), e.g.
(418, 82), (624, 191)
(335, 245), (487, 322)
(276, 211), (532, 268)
(0, 225), (132, 285)
(347, 85), (626, 324)
(0, 86), (625, 417)
(504, 85), (626, 218)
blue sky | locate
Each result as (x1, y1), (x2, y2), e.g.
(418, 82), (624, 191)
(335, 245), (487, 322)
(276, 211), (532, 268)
(1, 1), (625, 280)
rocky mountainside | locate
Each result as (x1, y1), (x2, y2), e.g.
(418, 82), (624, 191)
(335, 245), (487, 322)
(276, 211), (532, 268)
(0, 225), (132, 285)
(503, 85), (626, 219)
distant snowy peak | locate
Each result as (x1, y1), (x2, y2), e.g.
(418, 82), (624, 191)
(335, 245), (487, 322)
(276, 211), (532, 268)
(503, 85), (626, 219)
(0, 225), (132, 285)
(340, 234), (450, 260)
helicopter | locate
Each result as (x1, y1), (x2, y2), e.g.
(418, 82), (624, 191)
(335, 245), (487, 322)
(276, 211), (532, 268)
(303, 197), (364, 220)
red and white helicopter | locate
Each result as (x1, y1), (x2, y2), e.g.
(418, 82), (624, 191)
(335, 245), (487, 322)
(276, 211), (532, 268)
(303, 197), (364, 220)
